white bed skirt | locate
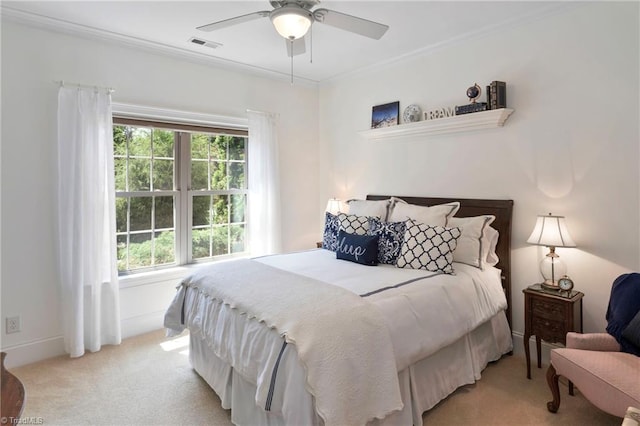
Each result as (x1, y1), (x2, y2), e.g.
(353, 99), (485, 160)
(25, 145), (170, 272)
(188, 312), (512, 426)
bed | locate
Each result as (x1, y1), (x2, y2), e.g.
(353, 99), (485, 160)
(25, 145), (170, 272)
(164, 195), (514, 426)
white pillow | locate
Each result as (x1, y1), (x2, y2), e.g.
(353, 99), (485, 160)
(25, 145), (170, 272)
(396, 220), (461, 274)
(485, 225), (500, 266)
(346, 199), (391, 221)
(389, 201), (460, 227)
(448, 215), (496, 269)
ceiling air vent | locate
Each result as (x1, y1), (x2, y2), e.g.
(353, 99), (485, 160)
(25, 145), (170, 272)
(189, 37), (222, 49)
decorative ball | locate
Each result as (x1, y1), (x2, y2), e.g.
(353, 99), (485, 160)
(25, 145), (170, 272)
(466, 83), (481, 103)
(403, 104), (422, 123)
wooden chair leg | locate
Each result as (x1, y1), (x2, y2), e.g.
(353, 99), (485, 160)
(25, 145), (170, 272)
(546, 363), (561, 413)
(1, 352), (25, 421)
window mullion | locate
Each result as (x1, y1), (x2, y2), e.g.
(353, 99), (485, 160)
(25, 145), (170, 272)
(150, 130), (155, 265)
(177, 131), (191, 265)
(209, 195), (214, 257)
(126, 197), (131, 271)
(125, 130), (131, 271)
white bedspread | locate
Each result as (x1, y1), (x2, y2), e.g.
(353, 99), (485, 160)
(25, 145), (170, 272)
(257, 249), (507, 370)
(165, 249), (508, 425)
(165, 257), (403, 426)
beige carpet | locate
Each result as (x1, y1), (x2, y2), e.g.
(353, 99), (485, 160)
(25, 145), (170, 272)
(11, 330), (621, 425)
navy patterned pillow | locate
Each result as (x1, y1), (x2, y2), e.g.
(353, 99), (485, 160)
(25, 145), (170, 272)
(369, 218), (406, 264)
(322, 212), (340, 252)
(338, 213), (371, 235)
(336, 230), (379, 266)
(396, 220), (461, 274)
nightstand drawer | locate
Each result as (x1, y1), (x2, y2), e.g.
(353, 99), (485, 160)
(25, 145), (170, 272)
(532, 319), (565, 343)
(531, 298), (565, 321)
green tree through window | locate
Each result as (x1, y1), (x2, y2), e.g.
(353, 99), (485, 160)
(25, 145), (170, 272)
(190, 133), (247, 260)
(113, 120), (248, 273)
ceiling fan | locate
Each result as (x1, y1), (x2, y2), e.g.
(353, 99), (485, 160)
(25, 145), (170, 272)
(197, 0), (389, 58)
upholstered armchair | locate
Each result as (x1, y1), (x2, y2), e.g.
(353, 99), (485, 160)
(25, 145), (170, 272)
(546, 273), (640, 418)
(546, 332), (640, 417)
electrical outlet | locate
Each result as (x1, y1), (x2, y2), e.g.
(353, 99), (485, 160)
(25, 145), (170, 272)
(6, 316), (20, 334)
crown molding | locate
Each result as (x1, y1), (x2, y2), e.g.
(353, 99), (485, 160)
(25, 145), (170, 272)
(320, 2), (584, 86)
(2, 3), (583, 87)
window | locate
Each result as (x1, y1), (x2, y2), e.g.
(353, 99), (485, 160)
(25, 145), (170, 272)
(113, 118), (248, 274)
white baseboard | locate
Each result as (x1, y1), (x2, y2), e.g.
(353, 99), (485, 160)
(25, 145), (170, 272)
(511, 331), (560, 366)
(121, 310), (166, 339)
(2, 311), (167, 369)
(2, 335), (66, 369)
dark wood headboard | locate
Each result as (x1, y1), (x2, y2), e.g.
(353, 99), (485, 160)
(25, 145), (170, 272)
(367, 195), (514, 328)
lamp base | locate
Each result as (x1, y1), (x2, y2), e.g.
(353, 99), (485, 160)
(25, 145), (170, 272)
(540, 280), (561, 291)
(539, 248), (567, 290)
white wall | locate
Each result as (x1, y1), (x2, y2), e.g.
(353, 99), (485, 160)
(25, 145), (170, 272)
(1, 20), (320, 366)
(318, 2), (640, 350)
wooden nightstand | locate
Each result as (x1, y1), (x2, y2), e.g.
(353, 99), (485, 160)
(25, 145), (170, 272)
(523, 285), (584, 380)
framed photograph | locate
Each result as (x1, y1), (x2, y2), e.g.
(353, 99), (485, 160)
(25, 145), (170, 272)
(371, 101), (399, 129)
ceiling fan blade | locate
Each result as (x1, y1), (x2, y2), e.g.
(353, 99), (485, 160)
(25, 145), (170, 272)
(286, 38), (306, 57)
(313, 8), (388, 40)
(197, 11), (270, 32)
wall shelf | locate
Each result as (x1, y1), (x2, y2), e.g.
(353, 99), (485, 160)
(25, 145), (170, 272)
(359, 108), (514, 140)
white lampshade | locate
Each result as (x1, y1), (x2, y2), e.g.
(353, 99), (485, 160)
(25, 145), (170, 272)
(527, 213), (576, 288)
(270, 6), (312, 40)
(325, 198), (342, 215)
(527, 214), (576, 248)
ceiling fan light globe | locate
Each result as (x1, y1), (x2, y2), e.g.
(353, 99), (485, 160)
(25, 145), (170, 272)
(270, 6), (312, 40)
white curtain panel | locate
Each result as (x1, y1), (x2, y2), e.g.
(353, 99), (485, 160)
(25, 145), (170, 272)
(247, 110), (282, 256)
(56, 87), (121, 357)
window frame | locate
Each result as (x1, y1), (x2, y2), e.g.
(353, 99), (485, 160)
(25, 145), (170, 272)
(112, 106), (249, 275)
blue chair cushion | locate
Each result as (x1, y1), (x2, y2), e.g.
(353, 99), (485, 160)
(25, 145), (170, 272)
(606, 272), (640, 356)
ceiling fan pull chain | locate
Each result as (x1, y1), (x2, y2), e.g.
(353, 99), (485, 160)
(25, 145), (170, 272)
(290, 39), (294, 85)
(310, 24), (313, 64)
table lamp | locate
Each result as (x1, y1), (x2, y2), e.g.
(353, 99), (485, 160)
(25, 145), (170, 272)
(527, 213), (576, 290)
(325, 198), (342, 215)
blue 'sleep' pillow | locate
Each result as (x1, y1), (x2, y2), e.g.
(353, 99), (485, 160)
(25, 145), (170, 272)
(368, 218), (406, 265)
(335, 230), (379, 266)
(322, 212), (340, 252)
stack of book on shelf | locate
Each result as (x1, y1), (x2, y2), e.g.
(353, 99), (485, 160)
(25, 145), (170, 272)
(455, 81), (507, 115)
(486, 81), (506, 110)
(455, 102), (487, 115)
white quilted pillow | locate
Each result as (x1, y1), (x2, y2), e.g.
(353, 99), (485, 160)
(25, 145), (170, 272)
(389, 202), (460, 227)
(448, 215), (496, 269)
(346, 199), (391, 221)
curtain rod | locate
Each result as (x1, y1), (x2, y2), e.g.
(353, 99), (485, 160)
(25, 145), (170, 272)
(53, 80), (115, 93)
